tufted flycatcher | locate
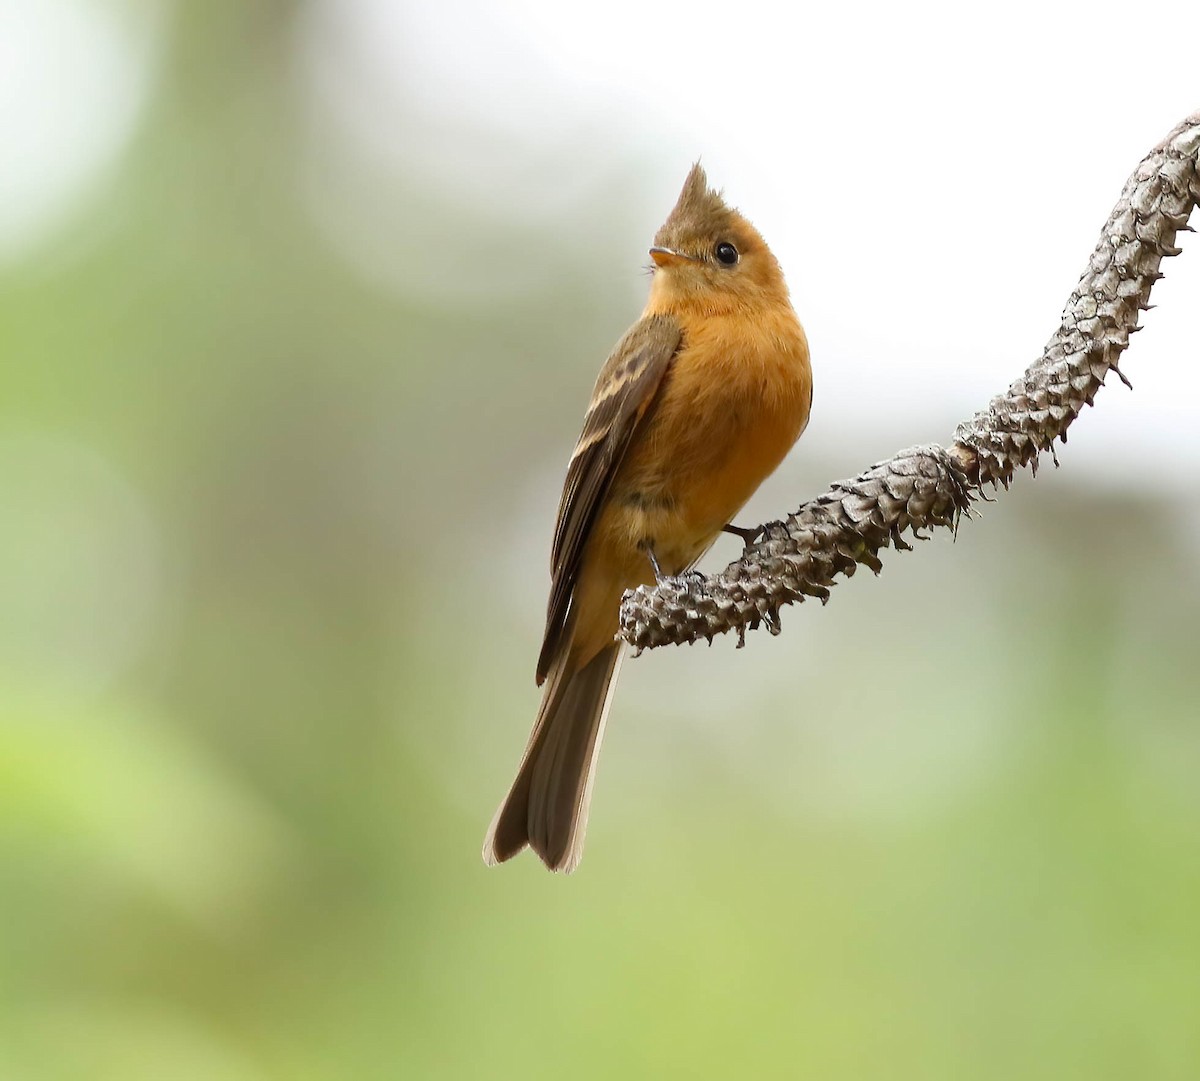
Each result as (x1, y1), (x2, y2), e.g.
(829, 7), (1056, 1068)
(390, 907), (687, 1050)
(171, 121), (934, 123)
(483, 164), (812, 872)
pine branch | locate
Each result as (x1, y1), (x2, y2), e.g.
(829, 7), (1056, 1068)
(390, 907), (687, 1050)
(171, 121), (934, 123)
(618, 112), (1200, 653)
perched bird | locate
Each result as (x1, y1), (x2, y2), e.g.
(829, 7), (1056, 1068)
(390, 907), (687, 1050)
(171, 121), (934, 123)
(483, 164), (812, 872)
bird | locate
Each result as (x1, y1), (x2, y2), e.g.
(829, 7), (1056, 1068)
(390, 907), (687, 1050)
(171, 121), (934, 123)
(483, 163), (812, 872)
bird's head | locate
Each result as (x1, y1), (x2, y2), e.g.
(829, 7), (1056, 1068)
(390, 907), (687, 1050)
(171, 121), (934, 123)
(646, 163), (788, 313)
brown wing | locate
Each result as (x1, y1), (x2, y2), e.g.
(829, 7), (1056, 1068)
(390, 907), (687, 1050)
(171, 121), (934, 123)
(535, 312), (682, 684)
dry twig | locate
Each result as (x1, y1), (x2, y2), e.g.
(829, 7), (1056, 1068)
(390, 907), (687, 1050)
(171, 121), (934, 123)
(618, 112), (1200, 653)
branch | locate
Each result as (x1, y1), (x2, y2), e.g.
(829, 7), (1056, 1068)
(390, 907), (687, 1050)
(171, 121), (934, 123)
(618, 112), (1200, 653)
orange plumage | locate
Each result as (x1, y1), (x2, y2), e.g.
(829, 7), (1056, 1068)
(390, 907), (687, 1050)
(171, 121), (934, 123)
(484, 164), (812, 871)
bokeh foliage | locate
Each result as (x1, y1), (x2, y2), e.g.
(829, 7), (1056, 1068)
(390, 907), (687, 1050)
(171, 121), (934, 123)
(1, 4), (1198, 1078)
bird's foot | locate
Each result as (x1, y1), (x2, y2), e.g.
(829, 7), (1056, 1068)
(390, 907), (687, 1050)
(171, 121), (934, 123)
(642, 542), (666, 584)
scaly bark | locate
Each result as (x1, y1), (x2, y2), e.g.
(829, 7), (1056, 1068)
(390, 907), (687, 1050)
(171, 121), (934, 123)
(618, 113), (1200, 653)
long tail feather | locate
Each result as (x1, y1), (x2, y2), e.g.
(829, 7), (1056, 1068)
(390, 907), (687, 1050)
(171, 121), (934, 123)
(483, 643), (624, 872)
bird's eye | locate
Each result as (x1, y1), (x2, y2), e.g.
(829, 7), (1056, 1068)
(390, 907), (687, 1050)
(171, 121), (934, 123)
(714, 241), (739, 266)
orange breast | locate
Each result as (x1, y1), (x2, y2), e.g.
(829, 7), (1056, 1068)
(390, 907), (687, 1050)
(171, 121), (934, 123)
(567, 304), (810, 667)
(610, 305), (811, 569)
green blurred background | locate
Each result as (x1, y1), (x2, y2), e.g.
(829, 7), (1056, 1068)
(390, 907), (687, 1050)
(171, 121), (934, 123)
(2, 2), (1199, 1078)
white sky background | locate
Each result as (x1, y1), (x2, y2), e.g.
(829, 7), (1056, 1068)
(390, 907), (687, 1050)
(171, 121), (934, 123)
(304, 0), (1200, 491)
(4, 0), (1197, 489)
(316, 0), (1199, 813)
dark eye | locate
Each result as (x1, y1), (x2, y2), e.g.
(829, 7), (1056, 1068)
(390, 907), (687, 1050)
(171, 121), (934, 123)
(714, 241), (739, 266)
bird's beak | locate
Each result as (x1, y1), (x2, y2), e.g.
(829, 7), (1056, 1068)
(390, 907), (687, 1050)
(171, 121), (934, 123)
(649, 246), (692, 268)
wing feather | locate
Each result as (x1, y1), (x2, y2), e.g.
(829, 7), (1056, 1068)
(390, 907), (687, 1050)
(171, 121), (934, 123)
(536, 313), (682, 683)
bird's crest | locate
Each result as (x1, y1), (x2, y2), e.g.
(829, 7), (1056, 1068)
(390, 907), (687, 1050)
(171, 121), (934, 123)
(653, 163), (738, 251)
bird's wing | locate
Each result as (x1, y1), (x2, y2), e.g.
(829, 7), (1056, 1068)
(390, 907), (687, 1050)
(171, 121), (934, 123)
(536, 312), (682, 684)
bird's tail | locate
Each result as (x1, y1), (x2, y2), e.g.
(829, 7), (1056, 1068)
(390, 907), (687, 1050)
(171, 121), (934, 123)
(483, 642), (624, 873)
